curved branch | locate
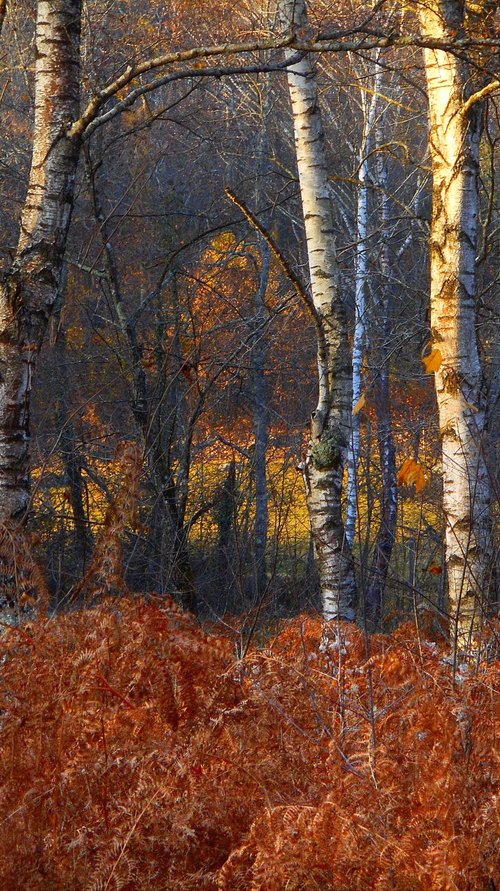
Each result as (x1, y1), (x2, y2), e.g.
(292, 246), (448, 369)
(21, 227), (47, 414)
(72, 57), (301, 141)
(68, 34), (296, 139)
(67, 29), (500, 140)
(461, 79), (500, 118)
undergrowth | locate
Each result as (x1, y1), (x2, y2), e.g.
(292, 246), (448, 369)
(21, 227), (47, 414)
(0, 599), (497, 890)
(0, 443), (497, 890)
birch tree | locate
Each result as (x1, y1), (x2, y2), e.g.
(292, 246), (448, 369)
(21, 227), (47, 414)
(416, 0), (498, 650)
(0, 0), (82, 523)
(279, 0), (356, 620)
(345, 53), (383, 549)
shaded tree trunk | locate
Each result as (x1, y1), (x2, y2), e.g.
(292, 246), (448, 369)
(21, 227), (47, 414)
(250, 94), (272, 600)
(280, 0), (356, 620)
(52, 300), (93, 572)
(365, 118), (398, 627)
(346, 57), (382, 549)
(251, 239), (270, 598)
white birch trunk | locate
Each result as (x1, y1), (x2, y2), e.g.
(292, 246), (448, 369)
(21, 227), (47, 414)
(418, 0), (494, 651)
(365, 115), (398, 626)
(345, 59), (383, 548)
(279, 0), (356, 620)
(0, 0), (82, 522)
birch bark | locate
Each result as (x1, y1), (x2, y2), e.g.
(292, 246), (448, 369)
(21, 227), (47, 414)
(345, 57), (383, 549)
(279, 0), (356, 620)
(417, 0), (495, 650)
(0, 0), (82, 522)
(365, 119), (398, 627)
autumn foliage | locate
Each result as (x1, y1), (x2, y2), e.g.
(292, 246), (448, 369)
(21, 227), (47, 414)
(0, 593), (497, 890)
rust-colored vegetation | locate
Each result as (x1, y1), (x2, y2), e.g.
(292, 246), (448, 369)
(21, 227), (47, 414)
(0, 595), (497, 890)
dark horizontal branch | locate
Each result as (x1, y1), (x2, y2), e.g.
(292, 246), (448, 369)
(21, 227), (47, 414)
(73, 56), (303, 141)
(68, 30), (500, 140)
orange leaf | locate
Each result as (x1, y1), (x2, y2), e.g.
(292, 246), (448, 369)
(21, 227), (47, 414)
(428, 564), (442, 575)
(397, 457), (416, 486)
(398, 457), (426, 492)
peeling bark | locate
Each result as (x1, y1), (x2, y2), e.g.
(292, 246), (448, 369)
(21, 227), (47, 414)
(346, 56), (382, 549)
(417, 0), (495, 651)
(365, 124), (398, 627)
(0, 0), (82, 523)
(279, 0), (356, 620)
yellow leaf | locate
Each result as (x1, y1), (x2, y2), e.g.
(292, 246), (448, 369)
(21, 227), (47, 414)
(422, 346), (442, 373)
(353, 394), (366, 416)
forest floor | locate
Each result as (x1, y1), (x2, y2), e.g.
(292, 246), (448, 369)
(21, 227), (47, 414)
(0, 597), (498, 890)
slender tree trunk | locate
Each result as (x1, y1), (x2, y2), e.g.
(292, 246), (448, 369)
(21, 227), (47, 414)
(216, 459), (237, 599)
(52, 292), (92, 571)
(365, 118), (398, 627)
(418, 0), (494, 651)
(280, 0), (356, 620)
(346, 58), (382, 548)
(250, 94), (271, 600)
(0, 0), (82, 522)
(251, 240), (270, 598)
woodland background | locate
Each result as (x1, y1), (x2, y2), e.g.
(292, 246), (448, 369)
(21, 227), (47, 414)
(1, 0), (497, 624)
(0, 0), (498, 888)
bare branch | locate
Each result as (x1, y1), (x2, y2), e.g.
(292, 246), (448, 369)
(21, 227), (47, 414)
(225, 187), (322, 334)
(74, 57), (301, 141)
(461, 79), (500, 118)
(67, 30), (500, 140)
(68, 34), (296, 138)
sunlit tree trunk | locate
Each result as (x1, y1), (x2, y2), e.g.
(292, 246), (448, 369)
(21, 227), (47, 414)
(418, 0), (495, 650)
(0, 0), (81, 522)
(279, 0), (356, 620)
